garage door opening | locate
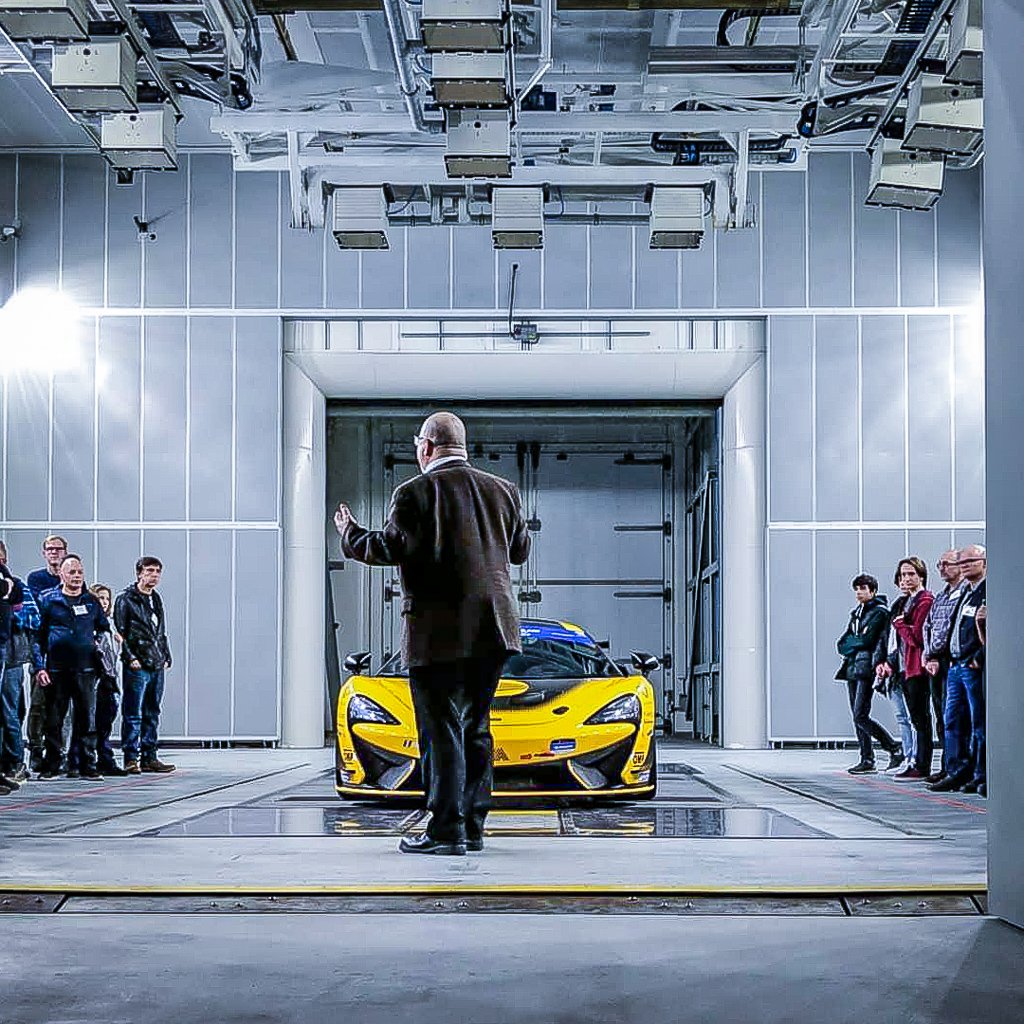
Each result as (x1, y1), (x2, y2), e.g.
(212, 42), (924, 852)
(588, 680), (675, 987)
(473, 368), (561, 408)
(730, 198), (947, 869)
(326, 404), (722, 743)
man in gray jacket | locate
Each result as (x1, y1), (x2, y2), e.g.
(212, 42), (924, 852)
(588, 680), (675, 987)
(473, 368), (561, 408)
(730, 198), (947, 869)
(335, 412), (531, 855)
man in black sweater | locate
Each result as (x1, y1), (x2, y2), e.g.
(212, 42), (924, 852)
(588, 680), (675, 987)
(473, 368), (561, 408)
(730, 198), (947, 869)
(32, 554), (110, 780)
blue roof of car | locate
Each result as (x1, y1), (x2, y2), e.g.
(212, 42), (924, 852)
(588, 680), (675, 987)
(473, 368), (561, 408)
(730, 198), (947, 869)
(520, 619), (598, 646)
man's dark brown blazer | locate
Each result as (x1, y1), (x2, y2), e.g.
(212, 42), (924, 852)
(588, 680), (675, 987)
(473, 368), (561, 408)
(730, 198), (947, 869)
(341, 460), (531, 668)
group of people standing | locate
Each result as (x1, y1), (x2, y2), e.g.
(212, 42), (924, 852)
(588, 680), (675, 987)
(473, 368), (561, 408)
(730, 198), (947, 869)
(0, 535), (175, 794)
(836, 545), (987, 796)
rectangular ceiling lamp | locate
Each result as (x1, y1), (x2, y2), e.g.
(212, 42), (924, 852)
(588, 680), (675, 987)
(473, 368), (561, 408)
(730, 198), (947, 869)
(903, 73), (983, 156)
(331, 187), (390, 250)
(491, 187), (543, 248)
(52, 36), (138, 113)
(431, 52), (508, 109)
(445, 108), (511, 178)
(945, 0), (982, 86)
(866, 139), (944, 211)
(0, 0), (89, 41)
(649, 186), (705, 249)
(421, 0), (505, 54)
(100, 104), (177, 170)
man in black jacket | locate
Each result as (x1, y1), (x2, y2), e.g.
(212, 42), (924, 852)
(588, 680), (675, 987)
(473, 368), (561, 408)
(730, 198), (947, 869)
(837, 574), (902, 774)
(114, 557), (175, 775)
(0, 557), (25, 793)
(930, 545), (987, 795)
(32, 555), (109, 779)
(335, 411), (531, 856)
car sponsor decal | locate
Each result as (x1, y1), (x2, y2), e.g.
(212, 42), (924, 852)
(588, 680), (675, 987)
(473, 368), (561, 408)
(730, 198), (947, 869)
(550, 739), (576, 753)
(520, 621), (598, 647)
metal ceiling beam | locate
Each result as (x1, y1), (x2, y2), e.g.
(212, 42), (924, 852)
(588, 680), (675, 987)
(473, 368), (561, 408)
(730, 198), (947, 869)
(649, 46), (810, 75)
(251, 0), (799, 10)
(211, 110), (800, 134)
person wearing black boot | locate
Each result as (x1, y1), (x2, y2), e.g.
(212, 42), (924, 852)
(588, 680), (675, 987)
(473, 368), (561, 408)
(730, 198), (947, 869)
(837, 575), (902, 774)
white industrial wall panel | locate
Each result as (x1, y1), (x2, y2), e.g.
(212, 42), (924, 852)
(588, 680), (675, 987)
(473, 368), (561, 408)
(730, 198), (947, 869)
(953, 313), (986, 520)
(860, 316), (906, 521)
(234, 171), (279, 309)
(142, 317), (188, 520)
(188, 317), (233, 520)
(361, 229), (406, 310)
(51, 324), (96, 520)
(937, 165), (982, 306)
(853, 155), (898, 308)
(907, 316), (954, 522)
(95, 528), (142, 598)
(767, 315), (813, 522)
(453, 223), (496, 308)
(187, 528), (233, 735)
(143, 164), (187, 308)
(61, 156), (105, 307)
(716, 216), (761, 309)
(105, 172), (142, 307)
(15, 154), (60, 294)
(761, 170), (807, 308)
(807, 154), (853, 309)
(406, 225), (451, 309)
(589, 224), (633, 309)
(542, 220), (587, 308)
(497, 246), (541, 310)
(899, 207), (937, 307)
(97, 317), (142, 521)
(188, 154), (233, 307)
(634, 228), (679, 309)
(813, 316), (859, 522)
(278, 183), (323, 309)
(234, 317), (280, 522)
(767, 529), (815, 738)
(815, 529), (862, 737)
(325, 234), (359, 309)
(679, 224), (716, 309)
(232, 529), (281, 737)
(0, 155), (14, 304)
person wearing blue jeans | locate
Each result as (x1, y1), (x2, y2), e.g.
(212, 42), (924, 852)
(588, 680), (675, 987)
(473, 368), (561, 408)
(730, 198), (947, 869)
(113, 556), (175, 774)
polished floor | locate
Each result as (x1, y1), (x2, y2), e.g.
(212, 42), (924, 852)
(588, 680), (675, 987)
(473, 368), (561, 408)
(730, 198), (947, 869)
(1, 745), (1008, 1024)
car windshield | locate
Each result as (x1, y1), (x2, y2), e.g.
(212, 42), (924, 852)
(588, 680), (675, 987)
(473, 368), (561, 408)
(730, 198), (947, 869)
(376, 625), (622, 680)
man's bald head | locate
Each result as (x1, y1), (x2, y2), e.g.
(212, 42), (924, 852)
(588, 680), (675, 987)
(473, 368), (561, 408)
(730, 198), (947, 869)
(420, 412), (467, 454)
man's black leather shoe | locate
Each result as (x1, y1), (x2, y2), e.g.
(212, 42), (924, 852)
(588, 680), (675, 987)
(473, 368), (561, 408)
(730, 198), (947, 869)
(466, 836), (484, 852)
(961, 779), (981, 794)
(928, 774), (967, 793)
(978, 783), (987, 798)
(398, 834), (466, 856)
(99, 763), (128, 777)
(847, 761), (876, 775)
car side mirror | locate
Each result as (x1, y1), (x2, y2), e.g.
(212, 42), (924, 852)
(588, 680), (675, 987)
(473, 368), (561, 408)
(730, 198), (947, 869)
(630, 651), (660, 675)
(343, 651), (372, 674)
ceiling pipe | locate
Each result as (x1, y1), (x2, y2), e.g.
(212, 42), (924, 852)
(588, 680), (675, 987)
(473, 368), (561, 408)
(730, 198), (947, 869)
(380, 0), (442, 133)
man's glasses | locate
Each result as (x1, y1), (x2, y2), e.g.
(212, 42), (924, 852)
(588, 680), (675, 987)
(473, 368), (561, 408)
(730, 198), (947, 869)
(44, 546), (66, 553)
(936, 560), (957, 568)
(958, 557), (985, 565)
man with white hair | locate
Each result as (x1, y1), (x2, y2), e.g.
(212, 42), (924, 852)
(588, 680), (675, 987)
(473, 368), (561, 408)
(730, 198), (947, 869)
(930, 545), (987, 796)
(335, 411), (531, 855)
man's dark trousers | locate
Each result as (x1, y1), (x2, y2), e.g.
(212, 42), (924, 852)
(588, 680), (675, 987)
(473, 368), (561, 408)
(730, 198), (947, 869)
(409, 655), (505, 844)
(42, 668), (98, 773)
(846, 677), (898, 764)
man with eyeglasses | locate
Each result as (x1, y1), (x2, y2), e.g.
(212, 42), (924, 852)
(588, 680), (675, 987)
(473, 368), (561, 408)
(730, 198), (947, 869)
(930, 545), (987, 796)
(334, 411), (531, 856)
(921, 550), (967, 783)
(24, 536), (68, 772)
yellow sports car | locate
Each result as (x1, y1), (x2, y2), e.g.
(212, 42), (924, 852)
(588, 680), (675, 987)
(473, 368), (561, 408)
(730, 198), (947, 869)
(336, 619), (658, 800)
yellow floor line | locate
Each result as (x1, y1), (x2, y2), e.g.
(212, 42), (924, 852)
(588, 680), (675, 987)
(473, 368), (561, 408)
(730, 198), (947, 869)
(0, 882), (986, 896)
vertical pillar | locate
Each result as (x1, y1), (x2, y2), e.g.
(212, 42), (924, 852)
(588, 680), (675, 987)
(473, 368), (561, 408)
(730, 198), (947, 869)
(281, 358), (326, 748)
(720, 355), (768, 748)
(985, 0), (1024, 928)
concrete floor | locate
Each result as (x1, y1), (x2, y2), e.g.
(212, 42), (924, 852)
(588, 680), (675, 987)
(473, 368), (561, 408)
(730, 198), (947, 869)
(0, 744), (1008, 1023)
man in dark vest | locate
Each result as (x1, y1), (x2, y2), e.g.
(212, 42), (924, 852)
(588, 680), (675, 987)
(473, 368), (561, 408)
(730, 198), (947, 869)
(335, 411), (530, 855)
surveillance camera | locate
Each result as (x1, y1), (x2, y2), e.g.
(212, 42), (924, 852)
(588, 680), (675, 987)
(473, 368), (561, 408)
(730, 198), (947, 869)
(0, 223), (20, 243)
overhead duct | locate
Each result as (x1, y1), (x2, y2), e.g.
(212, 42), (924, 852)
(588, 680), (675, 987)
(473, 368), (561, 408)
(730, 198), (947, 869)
(903, 72), (982, 157)
(331, 187), (390, 249)
(421, 0), (505, 54)
(649, 186), (706, 249)
(491, 187), (544, 249)
(0, 0), (89, 41)
(945, 0), (982, 86)
(52, 35), (139, 113)
(445, 108), (511, 178)
(866, 138), (944, 211)
(100, 104), (177, 170)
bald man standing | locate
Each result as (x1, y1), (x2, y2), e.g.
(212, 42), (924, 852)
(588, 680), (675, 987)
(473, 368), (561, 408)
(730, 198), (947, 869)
(335, 412), (531, 855)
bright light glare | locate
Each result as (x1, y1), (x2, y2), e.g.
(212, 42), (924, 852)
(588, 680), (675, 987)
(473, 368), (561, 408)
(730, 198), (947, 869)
(0, 288), (83, 373)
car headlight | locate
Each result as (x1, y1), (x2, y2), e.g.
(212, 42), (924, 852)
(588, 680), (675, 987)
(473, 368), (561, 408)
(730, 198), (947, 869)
(585, 693), (641, 725)
(348, 694), (399, 725)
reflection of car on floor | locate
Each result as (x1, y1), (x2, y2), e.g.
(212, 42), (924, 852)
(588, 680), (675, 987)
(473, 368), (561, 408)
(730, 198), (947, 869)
(335, 619), (658, 800)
